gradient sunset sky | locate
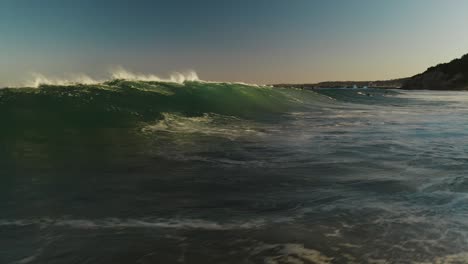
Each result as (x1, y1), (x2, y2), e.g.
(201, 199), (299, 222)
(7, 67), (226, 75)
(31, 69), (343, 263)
(1, 0), (468, 85)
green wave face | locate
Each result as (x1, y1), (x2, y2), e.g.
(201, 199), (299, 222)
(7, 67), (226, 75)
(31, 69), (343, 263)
(0, 80), (316, 132)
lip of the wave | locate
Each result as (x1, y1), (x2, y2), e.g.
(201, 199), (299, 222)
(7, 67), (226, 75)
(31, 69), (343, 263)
(0, 218), (266, 230)
(6, 67), (266, 88)
(6, 67), (200, 88)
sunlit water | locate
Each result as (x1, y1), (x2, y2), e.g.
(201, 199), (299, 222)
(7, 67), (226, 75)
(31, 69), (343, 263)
(2, 83), (468, 264)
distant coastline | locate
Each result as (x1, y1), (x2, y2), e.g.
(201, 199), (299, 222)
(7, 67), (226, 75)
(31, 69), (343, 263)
(274, 53), (468, 91)
(272, 78), (408, 90)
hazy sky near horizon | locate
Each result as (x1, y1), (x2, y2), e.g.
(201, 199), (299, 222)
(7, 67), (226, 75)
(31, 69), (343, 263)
(1, 0), (468, 85)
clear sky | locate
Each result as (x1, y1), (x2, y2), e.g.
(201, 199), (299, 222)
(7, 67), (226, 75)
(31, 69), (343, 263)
(1, 0), (468, 85)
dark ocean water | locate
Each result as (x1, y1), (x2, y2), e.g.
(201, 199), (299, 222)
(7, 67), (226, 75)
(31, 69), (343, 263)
(2, 81), (468, 263)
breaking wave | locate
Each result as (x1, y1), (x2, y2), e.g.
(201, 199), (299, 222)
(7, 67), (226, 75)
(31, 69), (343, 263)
(21, 67), (200, 88)
(0, 78), (327, 135)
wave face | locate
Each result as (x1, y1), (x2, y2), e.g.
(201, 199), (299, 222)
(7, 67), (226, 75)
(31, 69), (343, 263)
(0, 80), (314, 132)
(4, 82), (468, 264)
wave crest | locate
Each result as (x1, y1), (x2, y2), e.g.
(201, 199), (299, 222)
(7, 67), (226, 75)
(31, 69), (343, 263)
(24, 73), (101, 88)
(110, 66), (199, 83)
(21, 67), (200, 88)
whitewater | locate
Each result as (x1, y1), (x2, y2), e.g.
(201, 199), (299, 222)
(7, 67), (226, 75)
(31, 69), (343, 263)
(1, 74), (468, 263)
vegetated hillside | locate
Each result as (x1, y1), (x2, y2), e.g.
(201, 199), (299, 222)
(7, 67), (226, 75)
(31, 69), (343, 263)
(402, 54), (468, 90)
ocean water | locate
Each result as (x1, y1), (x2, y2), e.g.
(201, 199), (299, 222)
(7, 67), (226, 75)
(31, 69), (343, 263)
(1, 81), (468, 263)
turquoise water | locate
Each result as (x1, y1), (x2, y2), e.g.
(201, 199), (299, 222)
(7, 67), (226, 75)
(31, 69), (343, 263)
(1, 82), (468, 263)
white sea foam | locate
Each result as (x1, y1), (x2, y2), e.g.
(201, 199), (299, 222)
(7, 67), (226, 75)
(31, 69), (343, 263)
(142, 112), (264, 140)
(24, 73), (102, 87)
(252, 243), (333, 264)
(11, 254), (39, 264)
(110, 66), (199, 83)
(414, 251), (468, 264)
(11, 66), (270, 88)
(18, 67), (200, 88)
(0, 217), (265, 230)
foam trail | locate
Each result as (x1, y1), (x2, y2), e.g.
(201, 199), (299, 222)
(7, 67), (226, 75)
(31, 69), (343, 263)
(253, 243), (333, 264)
(0, 218), (265, 230)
